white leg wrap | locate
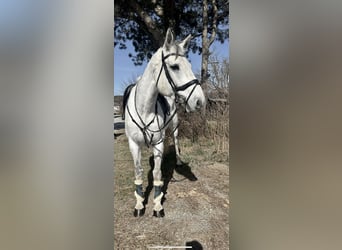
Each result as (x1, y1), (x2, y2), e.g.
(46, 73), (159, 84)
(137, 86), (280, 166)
(134, 179), (143, 185)
(153, 192), (164, 211)
(153, 180), (164, 187)
(134, 191), (144, 210)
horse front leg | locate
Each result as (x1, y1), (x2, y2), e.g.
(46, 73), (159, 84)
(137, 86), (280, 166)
(173, 126), (182, 166)
(128, 138), (145, 217)
(152, 142), (165, 217)
(171, 114), (182, 166)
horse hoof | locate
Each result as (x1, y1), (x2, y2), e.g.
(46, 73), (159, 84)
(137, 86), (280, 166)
(134, 207), (145, 217)
(153, 209), (165, 218)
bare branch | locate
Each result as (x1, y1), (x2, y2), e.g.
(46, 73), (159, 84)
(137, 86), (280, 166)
(127, 0), (163, 48)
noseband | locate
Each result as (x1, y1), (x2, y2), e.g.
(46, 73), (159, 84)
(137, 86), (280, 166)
(160, 51), (201, 106)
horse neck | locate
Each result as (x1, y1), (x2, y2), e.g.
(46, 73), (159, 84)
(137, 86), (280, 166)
(135, 53), (161, 116)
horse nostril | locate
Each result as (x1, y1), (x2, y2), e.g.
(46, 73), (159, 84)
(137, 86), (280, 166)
(196, 99), (202, 108)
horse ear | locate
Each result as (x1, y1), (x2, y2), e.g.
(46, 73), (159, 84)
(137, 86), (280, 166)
(179, 34), (192, 51)
(163, 28), (174, 50)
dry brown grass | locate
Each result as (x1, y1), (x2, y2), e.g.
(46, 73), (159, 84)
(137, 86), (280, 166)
(177, 97), (229, 160)
(114, 134), (229, 249)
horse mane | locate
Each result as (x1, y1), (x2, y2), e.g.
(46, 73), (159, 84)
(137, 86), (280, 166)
(122, 84), (135, 119)
(121, 83), (170, 121)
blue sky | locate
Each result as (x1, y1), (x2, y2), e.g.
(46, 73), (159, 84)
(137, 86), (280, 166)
(114, 39), (229, 95)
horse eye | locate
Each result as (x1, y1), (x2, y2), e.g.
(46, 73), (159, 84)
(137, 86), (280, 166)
(170, 64), (179, 71)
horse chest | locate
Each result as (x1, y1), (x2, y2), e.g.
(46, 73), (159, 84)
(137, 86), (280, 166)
(126, 116), (166, 145)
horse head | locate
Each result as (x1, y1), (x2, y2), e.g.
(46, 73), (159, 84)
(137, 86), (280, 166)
(154, 28), (206, 112)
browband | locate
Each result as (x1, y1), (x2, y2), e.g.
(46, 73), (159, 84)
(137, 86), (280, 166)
(162, 52), (185, 60)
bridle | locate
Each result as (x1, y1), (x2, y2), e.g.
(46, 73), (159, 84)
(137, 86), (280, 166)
(160, 51), (201, 106)
(126, 50), (201, 147)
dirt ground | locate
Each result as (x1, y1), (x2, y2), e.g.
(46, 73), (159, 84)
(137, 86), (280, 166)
(114, 133), (229, 250)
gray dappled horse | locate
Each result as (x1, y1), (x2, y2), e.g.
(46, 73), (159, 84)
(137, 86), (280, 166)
(122, 28), (205, 217)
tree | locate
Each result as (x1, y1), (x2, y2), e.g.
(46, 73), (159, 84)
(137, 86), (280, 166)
(207, 54), (229, 97)
(114, 0), (228, 66)
(201, 0), (217, 85)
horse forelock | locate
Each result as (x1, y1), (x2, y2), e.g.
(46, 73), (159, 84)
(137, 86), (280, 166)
(161, 43), (183, 60)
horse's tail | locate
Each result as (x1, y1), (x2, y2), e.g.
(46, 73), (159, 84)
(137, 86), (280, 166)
(122, 84), (135, 120)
